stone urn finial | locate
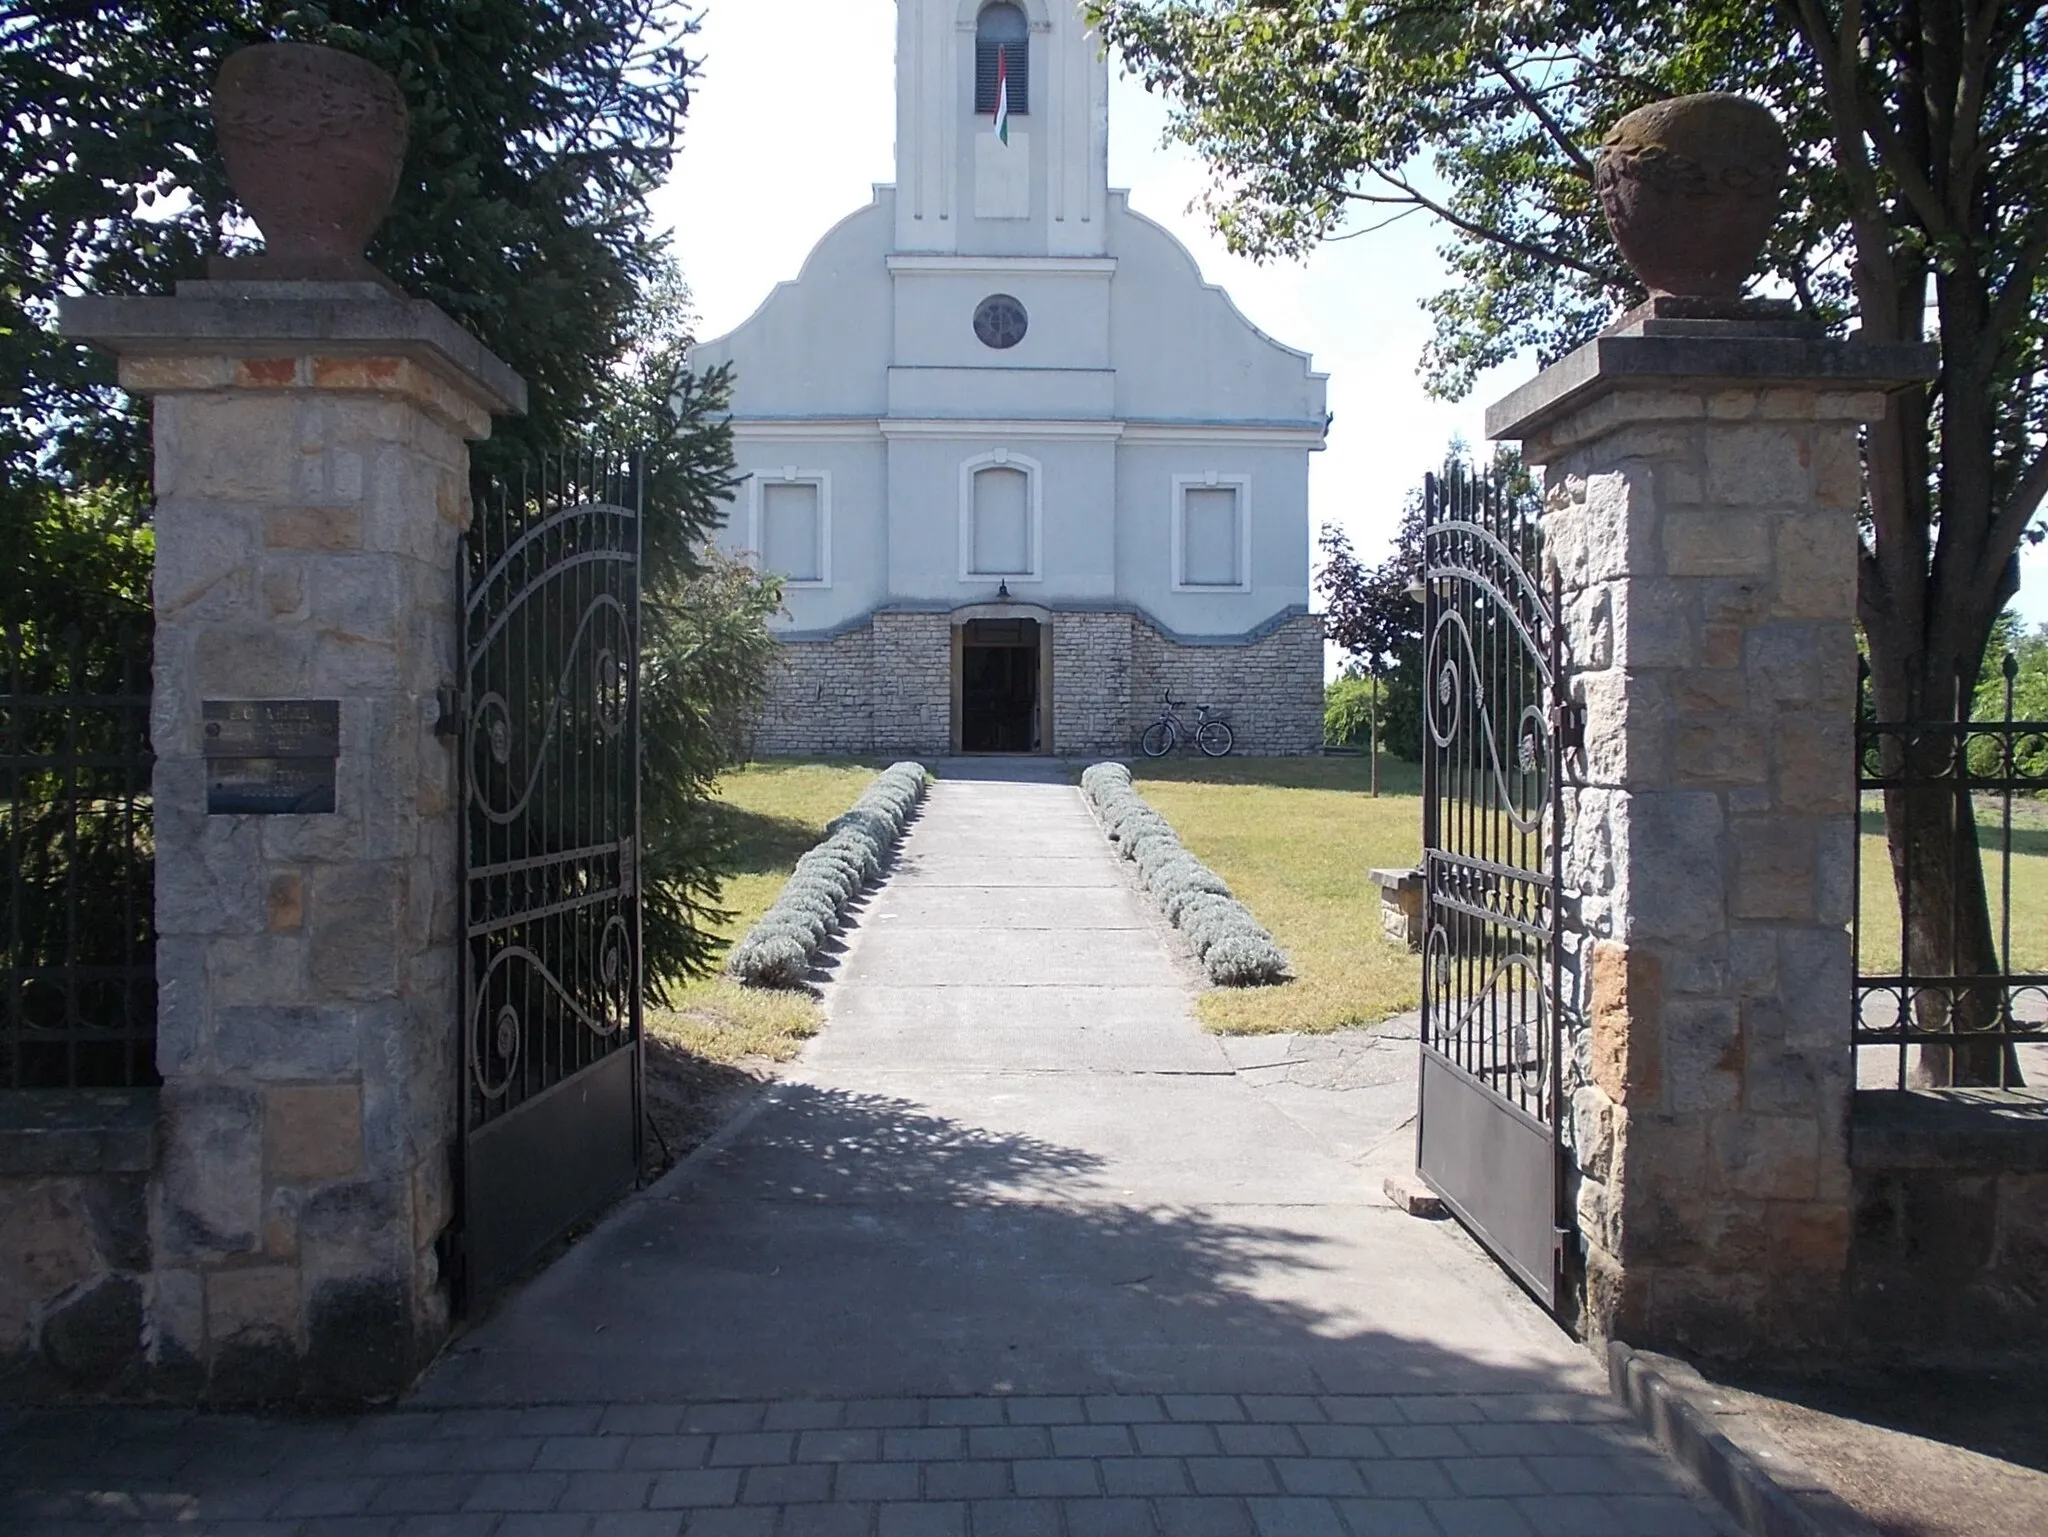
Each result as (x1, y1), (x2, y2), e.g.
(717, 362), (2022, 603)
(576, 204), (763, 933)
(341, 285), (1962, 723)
(1593, 93), (1789, 300)
(210, 42), (408, 283)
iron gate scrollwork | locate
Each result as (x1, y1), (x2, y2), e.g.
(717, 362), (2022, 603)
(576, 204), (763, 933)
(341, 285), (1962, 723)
(1416, 465), (1576, 1309)
(456, 450), (644, 1308)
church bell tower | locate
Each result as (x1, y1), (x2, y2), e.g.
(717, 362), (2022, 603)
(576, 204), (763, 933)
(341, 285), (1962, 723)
(893, 0), (1110, 256)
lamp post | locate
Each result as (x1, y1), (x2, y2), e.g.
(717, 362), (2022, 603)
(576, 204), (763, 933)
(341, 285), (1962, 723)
(1369, 665), (1379, 798)
(1396, 571), (1429, 801)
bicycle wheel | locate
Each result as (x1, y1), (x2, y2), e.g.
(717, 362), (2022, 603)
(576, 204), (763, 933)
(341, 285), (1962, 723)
(1139, 720), (1176, 758)
(1196, 719), (1234, 757)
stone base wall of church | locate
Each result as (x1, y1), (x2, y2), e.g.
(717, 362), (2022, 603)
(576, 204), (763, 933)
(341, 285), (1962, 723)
(1130, 613), (1325, 756)
(872, 612), (953, 756)
(753, 628), (875, 758)
(1053, 612), (1135, 756)
(751, 608), (1323, 759)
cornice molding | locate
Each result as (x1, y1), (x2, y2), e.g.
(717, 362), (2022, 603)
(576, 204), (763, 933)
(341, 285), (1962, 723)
(731, 419), (881, 441)
(725, 416), (1329, 448)
(775, 601), (1319, 648)
(880, 417), (1124, 440)
(886, 255), (1118, 276)
(1121, 420), (1328, 447)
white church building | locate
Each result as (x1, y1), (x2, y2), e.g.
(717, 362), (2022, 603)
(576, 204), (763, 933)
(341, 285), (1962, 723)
(696, 0), (1327, 757)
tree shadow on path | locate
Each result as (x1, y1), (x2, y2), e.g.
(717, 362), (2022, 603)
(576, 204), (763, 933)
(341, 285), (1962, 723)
(418, 1081), (1598, 1404)
(0, 1084), (1739, 1534)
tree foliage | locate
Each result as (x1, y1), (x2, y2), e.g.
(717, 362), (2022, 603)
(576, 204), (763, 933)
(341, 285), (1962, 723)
(2, 484), (154, 684)
(1092, 0), (2046, 677)
(0, 3), (782, 993)
(1095, 0), (2048, 1083)
(594, 287), (785, 995)
(1317, 443), (1534, 760)
(1318, 504), (1421, 674)
(1970, 614), (2048, 782)
(1322, 672), (1383, 749)
(1317, 526), (1424, 760)
(0, 485), (158, 1091)
(1, 0), (700, 509)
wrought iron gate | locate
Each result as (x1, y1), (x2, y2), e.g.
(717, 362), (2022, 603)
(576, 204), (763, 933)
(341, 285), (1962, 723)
(1416, 465), (1574, 1308)
(455, 451), (644, 1308)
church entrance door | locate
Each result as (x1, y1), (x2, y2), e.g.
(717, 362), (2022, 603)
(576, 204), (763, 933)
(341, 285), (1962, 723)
(957, 617), (1042, 753)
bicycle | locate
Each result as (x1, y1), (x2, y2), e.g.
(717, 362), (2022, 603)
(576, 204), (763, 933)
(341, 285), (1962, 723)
(1139, 692), (1234, 758)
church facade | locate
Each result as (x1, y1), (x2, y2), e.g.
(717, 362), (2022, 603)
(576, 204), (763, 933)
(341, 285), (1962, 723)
(695, 0), (1327, 757)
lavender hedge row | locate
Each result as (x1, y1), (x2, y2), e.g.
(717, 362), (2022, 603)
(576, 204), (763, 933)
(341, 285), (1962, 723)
(1079, 762), (1290, 986)
(726, 762), (929, 988)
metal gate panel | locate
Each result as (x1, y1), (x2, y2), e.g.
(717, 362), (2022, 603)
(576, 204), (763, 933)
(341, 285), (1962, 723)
(1418, 1039), (1561, 1304)
(1415, 465), (1574, 1310)
(463, 1048), (637, 1299)
(456, 451), (644, 1308)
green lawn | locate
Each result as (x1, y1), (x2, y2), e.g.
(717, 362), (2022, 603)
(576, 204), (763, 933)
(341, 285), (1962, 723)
(648, 759), (2047, 1052)
(1131, 754), (1424, 1035)
(644, 759), (880, 1064)
(1855, 796), (2048, 973)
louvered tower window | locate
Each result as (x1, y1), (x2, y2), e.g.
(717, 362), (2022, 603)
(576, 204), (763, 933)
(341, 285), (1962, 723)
(974, 3), (1029, 115)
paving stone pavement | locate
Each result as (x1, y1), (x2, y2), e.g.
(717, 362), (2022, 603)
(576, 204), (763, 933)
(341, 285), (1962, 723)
(2, 767), (1737, 1536)
(1, 1389), (1732, 1535)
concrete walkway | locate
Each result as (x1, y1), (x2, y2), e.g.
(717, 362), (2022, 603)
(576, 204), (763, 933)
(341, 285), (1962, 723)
(2, 766), (1734, 1536)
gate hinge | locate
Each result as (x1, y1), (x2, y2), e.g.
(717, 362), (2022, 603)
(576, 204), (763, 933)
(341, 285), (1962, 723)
(1549, 696), (1585, 758)
(437, 1217), (467, 1306)
(434, 685), (467, 741)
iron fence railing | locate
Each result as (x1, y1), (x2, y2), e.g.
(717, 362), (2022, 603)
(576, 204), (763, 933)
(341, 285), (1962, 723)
(1, 625), (157, 1090)
(1853, 652), (2048, 1090)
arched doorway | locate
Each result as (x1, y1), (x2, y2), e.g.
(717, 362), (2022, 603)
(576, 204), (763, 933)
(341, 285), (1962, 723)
(949, 606), (1053, 753)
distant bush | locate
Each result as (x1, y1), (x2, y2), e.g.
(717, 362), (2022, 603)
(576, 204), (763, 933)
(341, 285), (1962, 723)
(1969, 619), (2048, 785)
(1323, 674), (1377, 747)
(1079, 763), (1290, 986)
(1324, 669), (1422, 760)
(726, 762), (928, 988)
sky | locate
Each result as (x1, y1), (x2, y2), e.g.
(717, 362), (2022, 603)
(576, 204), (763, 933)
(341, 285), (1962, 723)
(645, 0), (2048, 634)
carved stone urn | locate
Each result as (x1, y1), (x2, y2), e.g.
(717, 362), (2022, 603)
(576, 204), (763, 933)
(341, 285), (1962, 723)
(211, 43), (407, 280)
(1593, 94), (1788, 298)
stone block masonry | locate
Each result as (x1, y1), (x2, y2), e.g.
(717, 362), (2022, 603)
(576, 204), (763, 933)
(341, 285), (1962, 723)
(753, 625), (874, 757)
(1132, 611), (1324, 757)
(1847, 1089), (2048, 1354)
(57, 280), (523, 1399)
(0, 1091), (157, 1393)
(755, 607), (1322, 758)
(1540, 387), (1871, 1354)
(1052, 610), (1134, 756)
(872, 612), (954, 756)
(1489, 328), (1934, 1359)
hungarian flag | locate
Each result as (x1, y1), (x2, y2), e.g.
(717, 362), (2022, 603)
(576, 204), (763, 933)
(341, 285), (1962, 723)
(995, 46), (1011, 145)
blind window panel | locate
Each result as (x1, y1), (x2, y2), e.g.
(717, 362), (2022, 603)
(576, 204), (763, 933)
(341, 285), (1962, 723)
(970, 466), (1031, 574)
(1181, 486), (1242, 586)
(761, 480), (822, 582)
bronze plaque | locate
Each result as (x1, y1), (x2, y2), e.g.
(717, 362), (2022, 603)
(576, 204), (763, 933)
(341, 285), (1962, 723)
(203, 700), (340, 814)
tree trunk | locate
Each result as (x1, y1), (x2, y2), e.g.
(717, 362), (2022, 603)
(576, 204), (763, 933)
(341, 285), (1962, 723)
(1852, 208), (2023, 1088)
(1883, 772), (2025, 1087)
(1861, 396), (2023, 1089)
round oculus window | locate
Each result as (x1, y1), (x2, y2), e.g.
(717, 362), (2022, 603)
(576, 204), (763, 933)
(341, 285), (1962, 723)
(973, 293), (1028, 349)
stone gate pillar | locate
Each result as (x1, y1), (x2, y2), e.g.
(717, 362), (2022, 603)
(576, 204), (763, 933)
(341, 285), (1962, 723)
(1487, 310), (1932, 1354)
(61, 281), (523, 1396)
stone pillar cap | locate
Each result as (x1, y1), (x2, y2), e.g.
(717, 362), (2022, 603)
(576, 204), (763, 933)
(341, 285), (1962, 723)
(1485, 326), (1936, 444)
(58, 280), (526, 417)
